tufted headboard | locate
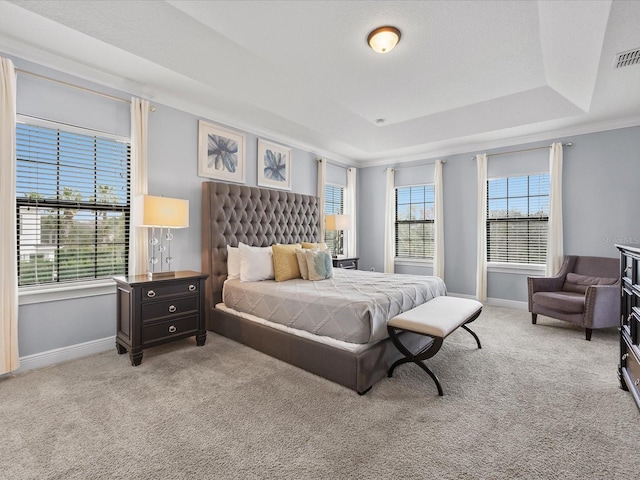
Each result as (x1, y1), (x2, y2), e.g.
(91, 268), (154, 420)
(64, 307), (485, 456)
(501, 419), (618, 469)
(201, 181), (320, 315)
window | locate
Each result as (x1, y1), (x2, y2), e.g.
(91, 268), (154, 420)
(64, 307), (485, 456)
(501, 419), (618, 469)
(487, 173), (549, 265)
(395, 185), (435, 258)
(324, 183), (344, 256)
(16, 120), (131, 286)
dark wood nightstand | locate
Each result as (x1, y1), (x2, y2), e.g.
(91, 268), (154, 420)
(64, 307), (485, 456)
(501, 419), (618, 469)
(114, 270), (208, 366)
(332, 257), (359, 270)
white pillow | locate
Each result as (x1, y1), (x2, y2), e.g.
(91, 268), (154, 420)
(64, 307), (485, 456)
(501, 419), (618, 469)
(296, 248), (310, 280)
(238, 242), (274, 282)
(304, 249), (334, 281)
(226, 245), (240, 280)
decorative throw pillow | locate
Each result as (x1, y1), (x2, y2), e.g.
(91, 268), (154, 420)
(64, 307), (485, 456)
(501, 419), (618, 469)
(226, 245), (241, 280)
(302, 242), (329, 251)
(238, 242), (274, 282)
(296, 248), (310, 280)
(272, 243), (302, 281)
(304, 249), (334, 281)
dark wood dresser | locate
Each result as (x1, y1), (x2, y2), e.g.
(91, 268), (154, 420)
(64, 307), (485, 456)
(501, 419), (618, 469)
(114, 270), (208, 366)
(616, 244), (640, 410)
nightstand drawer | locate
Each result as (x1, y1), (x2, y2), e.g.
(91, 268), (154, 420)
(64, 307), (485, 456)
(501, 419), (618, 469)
(142, 315), (199, 344)
(142, 281), (200, 301)
(141, 296), (199, 322)
(333, 257), (359, 269)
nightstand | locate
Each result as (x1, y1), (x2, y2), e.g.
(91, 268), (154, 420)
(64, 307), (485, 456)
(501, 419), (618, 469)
(114, 270), (208, 366)
(332, 257), (359, 270)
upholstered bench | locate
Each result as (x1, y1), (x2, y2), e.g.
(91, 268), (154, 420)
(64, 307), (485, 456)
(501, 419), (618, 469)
(387, 296), (483, 396)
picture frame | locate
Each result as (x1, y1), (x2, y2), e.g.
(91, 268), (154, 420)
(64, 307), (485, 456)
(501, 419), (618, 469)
(198, 120), (245, 183)
(257, 138), (292, 190)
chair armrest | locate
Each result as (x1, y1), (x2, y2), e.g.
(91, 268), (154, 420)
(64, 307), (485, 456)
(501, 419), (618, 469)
(584, 283), (621, 329)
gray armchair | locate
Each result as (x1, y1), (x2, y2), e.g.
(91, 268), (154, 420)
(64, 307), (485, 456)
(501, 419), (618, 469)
(527, 255), (620, 341)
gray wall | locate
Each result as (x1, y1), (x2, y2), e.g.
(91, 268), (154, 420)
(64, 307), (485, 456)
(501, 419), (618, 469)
(12, 54), (321, 358)
(358, 126), (640, 302)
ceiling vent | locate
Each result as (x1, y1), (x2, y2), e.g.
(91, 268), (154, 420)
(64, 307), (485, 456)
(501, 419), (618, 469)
(614, 48), (640, 69)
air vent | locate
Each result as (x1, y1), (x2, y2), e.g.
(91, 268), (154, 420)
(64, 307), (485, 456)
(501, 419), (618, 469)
(614, 48), (640, 68)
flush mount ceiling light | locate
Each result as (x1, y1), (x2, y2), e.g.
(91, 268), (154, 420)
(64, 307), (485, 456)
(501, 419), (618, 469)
(367, 26), (401, 54)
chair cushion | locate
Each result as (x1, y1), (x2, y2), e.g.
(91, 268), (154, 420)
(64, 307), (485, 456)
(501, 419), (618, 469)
(533, 291), (585, 314)
(562, 272), (617, 294)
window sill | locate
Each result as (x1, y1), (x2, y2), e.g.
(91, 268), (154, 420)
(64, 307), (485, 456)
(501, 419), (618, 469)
(18, 279), (117, 305)
(395, 257), (434, 267)
(487, 262), (545, 275)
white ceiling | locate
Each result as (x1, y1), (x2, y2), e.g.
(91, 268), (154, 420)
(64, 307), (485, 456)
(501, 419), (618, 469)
(0, 0), (639, 166)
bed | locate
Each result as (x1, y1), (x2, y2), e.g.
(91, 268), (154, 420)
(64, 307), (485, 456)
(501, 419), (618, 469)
(201, 180), (446, 394)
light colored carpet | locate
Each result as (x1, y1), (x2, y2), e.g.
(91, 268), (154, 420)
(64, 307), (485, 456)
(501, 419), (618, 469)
(1, 306), (638, 479)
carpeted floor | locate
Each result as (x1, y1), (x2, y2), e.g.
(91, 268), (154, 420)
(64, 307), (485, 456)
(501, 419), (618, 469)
(1, 306), (638, 479)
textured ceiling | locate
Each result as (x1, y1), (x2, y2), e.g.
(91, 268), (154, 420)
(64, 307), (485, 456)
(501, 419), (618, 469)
(1, 0), (639, 165)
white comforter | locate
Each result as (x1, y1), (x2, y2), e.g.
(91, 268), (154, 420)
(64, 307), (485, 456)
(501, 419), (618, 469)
(222, 269), (447, 344)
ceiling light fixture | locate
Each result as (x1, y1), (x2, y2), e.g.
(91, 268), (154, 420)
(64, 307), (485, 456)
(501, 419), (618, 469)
(367, 26), (401, 54)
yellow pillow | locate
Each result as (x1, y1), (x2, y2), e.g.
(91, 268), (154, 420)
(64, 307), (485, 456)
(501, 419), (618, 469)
(302, 242), (328, 251)
(272, 244), (302, 281)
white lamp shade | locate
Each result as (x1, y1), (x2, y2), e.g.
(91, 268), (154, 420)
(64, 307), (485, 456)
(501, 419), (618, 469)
(136, 195), (189, 228)
(325, 214), (351, 231)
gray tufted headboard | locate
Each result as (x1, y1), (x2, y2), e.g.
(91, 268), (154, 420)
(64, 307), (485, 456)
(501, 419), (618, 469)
(201, 181), (320, 314)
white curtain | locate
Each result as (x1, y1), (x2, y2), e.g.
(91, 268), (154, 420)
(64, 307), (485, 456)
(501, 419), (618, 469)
(0, 57), (19, 374)
(546, 143), (563, 275)
(384, 168), (395, 273)
(433, 160), (444, 279)
(476, 154), (487, 302)
(346, 167), (357, 257)
(317, 159), (326, 241)
(129, 98), (149, 276)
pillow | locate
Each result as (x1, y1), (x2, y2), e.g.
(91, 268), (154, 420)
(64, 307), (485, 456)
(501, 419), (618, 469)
(562, 272), (618, 294)
(296, 248), (310, 280)
(272, 243), (302, 281)
(238, 242), (274, 282)
(302, 242), (329, 251)
(304, 249), (334, 281)
(226, 245), (240, 280)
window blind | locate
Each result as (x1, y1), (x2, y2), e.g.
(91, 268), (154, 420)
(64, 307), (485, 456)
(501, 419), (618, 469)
(324, 184), (344, 256)
(487, 173), (549, 264)
(395, 185), (435, 258)
(16, 121), (131, 286)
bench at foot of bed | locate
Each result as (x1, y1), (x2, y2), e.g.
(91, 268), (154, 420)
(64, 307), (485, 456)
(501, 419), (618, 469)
(387, 296), (483, 396)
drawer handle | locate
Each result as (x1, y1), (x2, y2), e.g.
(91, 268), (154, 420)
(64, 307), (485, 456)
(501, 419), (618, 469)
(188, 284), (196, 292)
(622, 353), (628, 361)
(168, 305), (177, 313)
(147, 290), (156, 298)
(636, 379), (640, 387)
(168, 325), (177, 333)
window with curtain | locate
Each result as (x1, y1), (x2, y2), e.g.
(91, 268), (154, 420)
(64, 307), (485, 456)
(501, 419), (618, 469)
(487, 173), (549, 265)
(16, 120), (131, 286)
(395, 185), (435, 258)
(324, 183), (344, 255)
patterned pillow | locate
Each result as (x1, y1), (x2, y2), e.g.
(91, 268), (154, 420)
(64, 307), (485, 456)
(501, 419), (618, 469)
(272, 244), (302, 281)
(304, 249), (334, 281)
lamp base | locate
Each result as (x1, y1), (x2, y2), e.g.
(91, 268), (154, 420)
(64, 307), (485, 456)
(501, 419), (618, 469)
(147, 270), (176, 279)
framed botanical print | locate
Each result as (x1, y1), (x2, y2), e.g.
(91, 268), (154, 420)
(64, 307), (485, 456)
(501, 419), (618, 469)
(257, 138), (291, 190)
(198, 120), (245, 183)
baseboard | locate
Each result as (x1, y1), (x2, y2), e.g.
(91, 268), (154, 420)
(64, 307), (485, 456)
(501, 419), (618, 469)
(447, 292), (528, 311)
(17, 336), (115, 373)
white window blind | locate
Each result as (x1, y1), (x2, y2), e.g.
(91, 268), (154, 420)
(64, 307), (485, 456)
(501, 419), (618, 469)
(324, 184), (344, 256)
(395, 185), (435, 258)
(487, 173), (549, 265)
(16, 121), (131, 286)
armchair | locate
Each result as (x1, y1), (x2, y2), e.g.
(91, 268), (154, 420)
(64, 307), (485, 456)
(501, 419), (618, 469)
(527, 255), (620, 341)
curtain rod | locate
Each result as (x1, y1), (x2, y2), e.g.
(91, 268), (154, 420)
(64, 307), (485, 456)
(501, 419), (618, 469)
(317, 158), (355, 169)
(15, 68), (155, 111)
(471, 142), (572, 160)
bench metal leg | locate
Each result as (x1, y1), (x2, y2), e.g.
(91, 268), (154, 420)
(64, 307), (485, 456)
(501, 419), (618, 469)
(462, 309), (483, 349)
(387, 326), (445, 396)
